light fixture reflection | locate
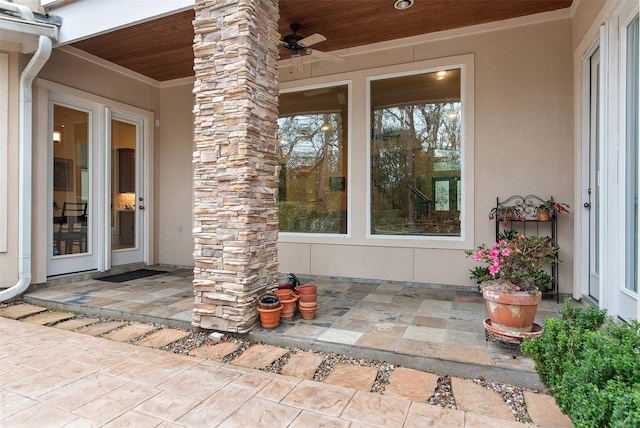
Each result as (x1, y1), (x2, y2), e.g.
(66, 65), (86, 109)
(52, 131), (61, 144)
(436, 70), (447, 80)
(394, 0), (414, 10)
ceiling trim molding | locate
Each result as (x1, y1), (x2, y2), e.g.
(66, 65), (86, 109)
(158, 76), (195, 88)
(57, 45), (161, 87)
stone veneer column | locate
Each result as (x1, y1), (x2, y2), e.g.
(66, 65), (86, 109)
(191, 0), (280, 332)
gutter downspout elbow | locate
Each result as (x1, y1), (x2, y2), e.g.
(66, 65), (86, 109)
(0, 35), (52, 302)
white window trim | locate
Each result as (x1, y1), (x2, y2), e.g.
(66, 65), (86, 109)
(365, 55), (475, 250)
(617, 7), (639, 303)
(277, 80), (353, 241)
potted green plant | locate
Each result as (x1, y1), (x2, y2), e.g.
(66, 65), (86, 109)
(466, 234), (558, 332)
(488, 205), (523, 222)
(535, 198), (570, 221)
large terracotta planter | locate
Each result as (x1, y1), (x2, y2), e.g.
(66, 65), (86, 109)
(257, 305), (282, 328)
(483, 287), (541, 332)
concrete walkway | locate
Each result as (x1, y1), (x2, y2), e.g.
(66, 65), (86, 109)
(0, 305), (573, 427)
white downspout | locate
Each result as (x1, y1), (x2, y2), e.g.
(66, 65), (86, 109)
(0, 35), (52, 301)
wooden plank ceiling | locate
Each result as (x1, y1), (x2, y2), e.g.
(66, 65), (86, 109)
(70, 0), (572, 82)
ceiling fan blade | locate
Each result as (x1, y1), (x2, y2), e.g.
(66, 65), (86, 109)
(298, 33), (326, 47)
(309, 49), (345, 64)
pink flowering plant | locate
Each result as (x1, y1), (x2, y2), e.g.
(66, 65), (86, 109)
(537, 199), (570, 215)
(465, 234), (558, 293)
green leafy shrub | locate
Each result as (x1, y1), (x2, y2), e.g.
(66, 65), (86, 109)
(521, 299), (640, 427)
(469, 266), (492, 285)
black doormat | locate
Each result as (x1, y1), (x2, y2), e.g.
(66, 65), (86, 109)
(97, 269), (166, 283)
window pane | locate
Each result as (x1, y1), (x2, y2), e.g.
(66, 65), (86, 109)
(370, 70), (462, 236)
(277, 85), (348, 234)
(626, 14), (639, 293)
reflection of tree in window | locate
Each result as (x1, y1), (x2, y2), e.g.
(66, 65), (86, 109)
(277, 85), (348, 234)
(371, 69), (462, 236)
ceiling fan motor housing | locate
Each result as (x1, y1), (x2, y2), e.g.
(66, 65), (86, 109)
(283, 33), (303, 48)
(283, 23), (304, 51)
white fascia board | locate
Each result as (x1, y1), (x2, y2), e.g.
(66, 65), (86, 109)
(0, 17), (58, 53)
(44, 0), (194, 45)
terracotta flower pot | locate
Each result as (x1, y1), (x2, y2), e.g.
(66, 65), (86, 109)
(280, 296), (298, 319)
(483, 287), (541, 332)
(537, 208), (551, 221)
(257, 304), (282, 328)
(298, 306), (316, 320)
(258, 294), (281, 310)
(275, 289), (293, 300)
(297, 284), (317, 295)
(297, 293), (317, 303)
(298, 300), (318, 309)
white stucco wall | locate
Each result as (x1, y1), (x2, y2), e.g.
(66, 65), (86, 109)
(278, 18), (575, 292)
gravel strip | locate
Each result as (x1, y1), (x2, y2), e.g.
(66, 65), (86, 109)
(472, 377), (530, 423)
(428, 375), (456, 409)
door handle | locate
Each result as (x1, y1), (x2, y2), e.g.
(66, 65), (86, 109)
(584, 203), (591, 208)
(138, 206), (145, 210)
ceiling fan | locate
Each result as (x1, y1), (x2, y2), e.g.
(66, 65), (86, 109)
(281, 23), (345, 64)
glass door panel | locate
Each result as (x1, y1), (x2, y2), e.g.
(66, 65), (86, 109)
(111, 119), (137, 251)
(622, 13), (639, 320)
(52, 105), (89, 257)
(588, 47), (600, 301)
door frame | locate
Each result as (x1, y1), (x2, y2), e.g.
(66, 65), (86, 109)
(577, 2), (639, 321)
(38, 80), (154, 278)
(579, 40), (602, 305)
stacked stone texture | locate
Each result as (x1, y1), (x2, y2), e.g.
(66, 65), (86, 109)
(192, 0), (280, 332)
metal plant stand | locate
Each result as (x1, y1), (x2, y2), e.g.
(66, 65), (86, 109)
(494, 195), (560, 302)
(484, 318), (544, 359)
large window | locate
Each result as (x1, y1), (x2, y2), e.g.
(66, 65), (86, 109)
(370, 69), (462, 236)
(277, 84), (348, 234)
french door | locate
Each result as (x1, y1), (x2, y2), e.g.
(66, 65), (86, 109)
(109, 111), (146, 267)
(48, 96), (101, 276)
(587, 46), (601, 302)
(47, 92), (148, 276)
